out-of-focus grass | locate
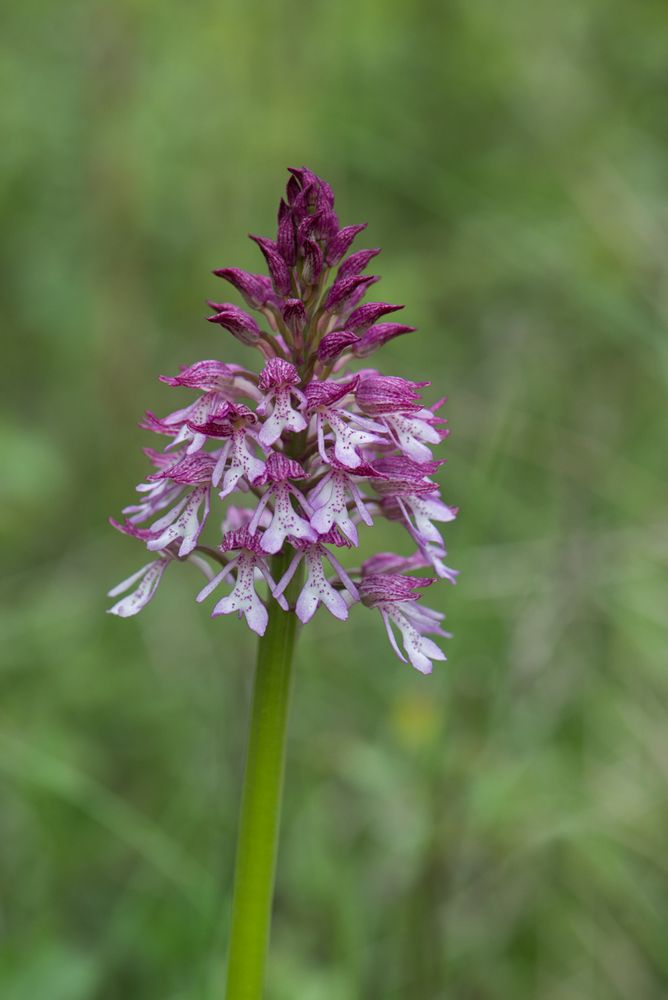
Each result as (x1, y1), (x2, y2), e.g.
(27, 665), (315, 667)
(1, 1), (667, 997)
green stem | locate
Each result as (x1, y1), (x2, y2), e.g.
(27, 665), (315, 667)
(224, 551), (303, 1000)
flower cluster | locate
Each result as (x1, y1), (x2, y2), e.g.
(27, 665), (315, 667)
(108, 168), (457, 673)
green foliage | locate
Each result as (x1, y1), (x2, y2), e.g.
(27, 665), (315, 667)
(1, 0), (667, 996)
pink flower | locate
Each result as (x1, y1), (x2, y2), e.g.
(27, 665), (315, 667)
(196, 529), (287, 636)
(109, 168), (458, 673)
(305, 378), (384, 470)
(274, 531), (359, 624)
(122, 448), (187, 525)
(107, 559), (171, 618)
(359, 575), (449, 674)
(187, 403), (265, 495)
(112, 483), (211, 558)
(256, 360), (307, 447)
(308, 459), (377, 544)
(249, 453), (316, 554)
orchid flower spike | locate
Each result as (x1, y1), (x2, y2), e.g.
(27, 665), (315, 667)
(108, 167), (457, 672)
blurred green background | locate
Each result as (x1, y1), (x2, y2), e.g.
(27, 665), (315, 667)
(2, 1), (667, 997)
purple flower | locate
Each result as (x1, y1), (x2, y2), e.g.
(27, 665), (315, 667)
(369, 455), (457, 549)
(107, 546), (213, 618)
(380, 489), (457, 547)
(305, 377), (385, 469)
(107, 558), (171, 618)
(359, 574), (449, 674)
(256, 359), (307, 447)
(308, 461), (376, 544)
(122, 448), (187, 524)
(159, 360), (260, 404)
(207, 303), (262, 346)
(361, 550), (430, 576)
(109, 167), (458, 673)
(274, 531), (359, 624)
(147, 451), (217, 485)
(197, 528), (287, 636)
(143, 364), (260, 456)
(417, 538), (459, 584)
(114, 483), (211, 557)
(187, 403), (265, 495)
(249, 453), (316, 554)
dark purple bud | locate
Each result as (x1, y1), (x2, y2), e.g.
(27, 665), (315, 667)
(286, 173), (301, 205)
(282, 298), (307, 336)
(306, 207), (339, 243)
(288, 167), (335, 210)
(317, 329), (360, 362)
(337, 248), (381, 281)
(302, 239), (324, 284)
(323, 273), (376, 312)
(313, 173), (335, 209)
(212, 268), (275, 310)
(346, 277), (380, 316)
(249, 235), (292, 296)
(296, 213), (320, 245)
(277, 199), (297, 266)
(295, 208), (338, 251)
(325, 223), (368, 265)
(347, 301), (404, 332)
(291, 181), (315, 219)
(207, 302), (262, 346)
(353, 322), (415, 358)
